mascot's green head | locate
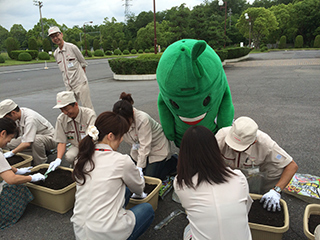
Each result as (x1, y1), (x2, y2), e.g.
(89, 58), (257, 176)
(156, 39), (227, 125)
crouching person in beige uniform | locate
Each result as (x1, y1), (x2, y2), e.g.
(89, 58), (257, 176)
(215, 116), (298, 212)
(0, 99), (57, 165)
(50, 91), (96, 170)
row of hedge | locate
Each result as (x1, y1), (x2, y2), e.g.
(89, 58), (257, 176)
(109, 47), (252, 75)
(7, 50), (51, 62)
(82, 48), (162, 58)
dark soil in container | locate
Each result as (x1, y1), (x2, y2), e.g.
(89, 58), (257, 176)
(144, 183), (157, 194)
(7, 155), (25, 165)
(248, 200), (284, 227)
(309, 214), (320, 234)
(31, 168), (74, 190)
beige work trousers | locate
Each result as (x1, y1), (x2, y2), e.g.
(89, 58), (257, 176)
(7, 135), (57, 166)
(71, 81), (94, 111)
(65, 145), (78, 165)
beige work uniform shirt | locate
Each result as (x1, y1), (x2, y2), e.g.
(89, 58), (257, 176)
(215, 127), (293, 181)
(71, 143), (145, 240)
(0, 151), (12, 193)
(54, 107), (96, 147)
(18, 107), (54, 142)
(123, 108), (171, 168)
(54, 42), (88, 90)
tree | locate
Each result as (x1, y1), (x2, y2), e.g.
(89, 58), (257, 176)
(43, 38), (52, 52)
(28, 37), (38, 50)
(5, 37), (19, 59)
(93, 39), (100, 51)
(236, 8), (278, 49)
(10, 24), (27, 49)
(0, 25), (9, 51)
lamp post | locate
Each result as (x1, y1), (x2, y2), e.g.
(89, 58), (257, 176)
(153, 0), (157, 54)
(83, 21), (93, 57)
(244, 13), (251, 48)
(218, 0), (227, 48)
(33, 1), (44, 39)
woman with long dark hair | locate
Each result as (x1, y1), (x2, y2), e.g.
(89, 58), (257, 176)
(71, 111), (154, 240)
(113, 92), (177, 180)
(174, 126), (252, 240)
(0, 118), (45, 229)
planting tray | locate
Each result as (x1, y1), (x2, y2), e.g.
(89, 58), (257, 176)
(249, 193), (289, 240)
(26, 164), (76, 214)
(126, 176), (162, 211)
(303, 204), (320, 239)
(1, 150), (33, 181)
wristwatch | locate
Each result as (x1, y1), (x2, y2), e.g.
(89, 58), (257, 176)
(273, 186), (282, 193)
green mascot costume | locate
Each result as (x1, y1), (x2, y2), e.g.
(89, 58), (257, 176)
(156, 39), (234, 147)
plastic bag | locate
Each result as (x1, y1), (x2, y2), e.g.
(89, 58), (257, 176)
(283, 173), (320, 203)
(240, 166), (266, 194)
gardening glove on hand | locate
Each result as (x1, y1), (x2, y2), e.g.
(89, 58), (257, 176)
(16, 166), (33, 175)
(131, 192), (148, 199)
(4, 151), (14, 159)
(30, 173), (45, 182)
(260, 189), (281, 212)
(48, 158), (62, 172)
(137, 167), (144, 179)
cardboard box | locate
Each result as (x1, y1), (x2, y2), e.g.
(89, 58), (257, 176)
(126, 176), (162, 211)
(249, 193), (289, 240)
(303, 204), (320, 239)
(26, 164), (76, 214)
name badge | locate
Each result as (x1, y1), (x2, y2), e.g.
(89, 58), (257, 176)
(68, 62), (74, 68)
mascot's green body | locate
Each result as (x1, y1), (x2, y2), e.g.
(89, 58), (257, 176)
(156, 39), (234, 147)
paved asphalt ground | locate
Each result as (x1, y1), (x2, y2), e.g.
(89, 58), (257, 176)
(0, 50), (319, 240)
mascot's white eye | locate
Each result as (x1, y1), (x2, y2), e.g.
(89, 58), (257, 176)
(203, 96), (211, 106)
(170, 99), (180, 109)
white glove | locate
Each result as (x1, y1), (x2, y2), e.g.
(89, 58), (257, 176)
(48, 158), (62, 172)
(260, 189), (281, 212)
(30, 173), (45, 182)
(4, 151), (14, 158)
(131, 192), (148, 199)
(16, 167), (33, 175)
(137, 167), (144, 179)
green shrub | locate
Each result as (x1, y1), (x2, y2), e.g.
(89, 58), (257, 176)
(123, 50), (130, 55)
(144, 49), (150, 53)
(136, 53), (162, 60)
(18, 52), (32, 61)
(28, 37), (38, 50)
(314, 35), (320, 48)
(94, 49), (104, 57)
(149, 47), (155, 53)
(81, 50), (92, 57)
(260, 46), (268, 52)
(11, 50), (25, 60)
(131, 49), (137, 54)
(109, 58), (159, 74)
(43, 38), (52, 52)
(6, 37), (19, 59)
(114, 49), (122, 55)
(226, 47), (252, 59)
(279, 36), (286, 49)
(138, 49), (143, 54)
(215, 50), (228, 62)
(105, 50), (113, 55)
(295, 35), (303, 48)
(38, 51), (50, 60)
(26, 50), (38, 59)
(0, 55), (5, 63)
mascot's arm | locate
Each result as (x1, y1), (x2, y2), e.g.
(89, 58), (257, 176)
(158, 94), (175, 141)
(216, 85), (234, 131)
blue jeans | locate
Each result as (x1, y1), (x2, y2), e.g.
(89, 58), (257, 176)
(124, 188), (155, 240)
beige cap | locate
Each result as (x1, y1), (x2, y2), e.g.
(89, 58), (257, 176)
(53, 91), (76, 109)
(225, 116), (258, 152)
(0, 99), (18, 118)
(48, 26), (61, 36)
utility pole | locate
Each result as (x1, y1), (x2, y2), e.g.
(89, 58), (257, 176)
(33, 1), (45, 39)
(122, 0), (132, 22)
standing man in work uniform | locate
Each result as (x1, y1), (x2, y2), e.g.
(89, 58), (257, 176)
(48, 26), (94, 110)
(49, 91), (96, 170)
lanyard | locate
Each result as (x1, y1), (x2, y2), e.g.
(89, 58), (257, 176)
(95, 148), (111, 152)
